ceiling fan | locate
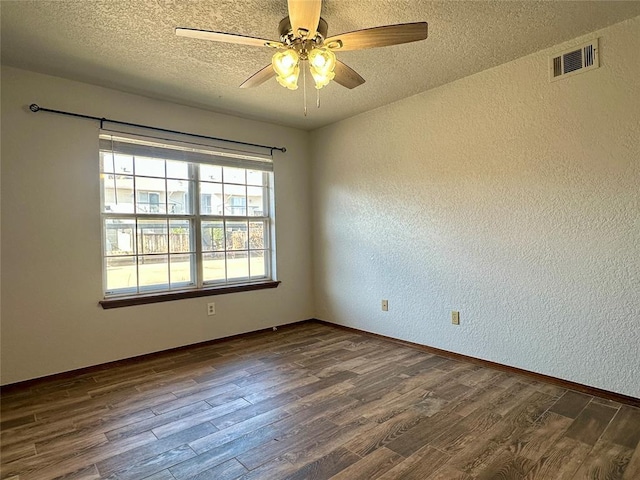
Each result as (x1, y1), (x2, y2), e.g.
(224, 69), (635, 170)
(176, 0), (428, 94)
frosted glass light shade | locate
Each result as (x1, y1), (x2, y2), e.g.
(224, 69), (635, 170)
(310, 69), (335, 89)
(308, 47), (337, 89)
(276, 65), (300, 90)
(309, 47), (336, 74)
(272, 49), (300, 78)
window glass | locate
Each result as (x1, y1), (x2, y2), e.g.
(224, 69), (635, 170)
(135, 156), (165, 178)
(223, 166), (245, 184)
(200, 164), (222, 182)
(227, 251), (249, 280)
(203, 252), (226, 283)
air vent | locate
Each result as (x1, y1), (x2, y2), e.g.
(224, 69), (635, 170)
(549, 39), (599, 82)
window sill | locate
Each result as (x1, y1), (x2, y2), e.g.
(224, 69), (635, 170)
(99, 281), (281, 309)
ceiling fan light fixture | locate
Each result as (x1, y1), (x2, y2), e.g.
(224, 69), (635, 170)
(310, 68), (335, 89)
(309, 47), (335, 73)
(276, 65), (300, 90)
(272, 49), (299, 78)
(308, 47), (336, 89)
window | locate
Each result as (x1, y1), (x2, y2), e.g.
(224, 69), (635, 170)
(99, 131), (276, 301)
(137, 191), (160, 213)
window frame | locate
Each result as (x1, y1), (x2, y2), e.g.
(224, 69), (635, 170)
(98, 131), (279, 308)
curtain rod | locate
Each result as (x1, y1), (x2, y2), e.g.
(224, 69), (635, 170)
(29, 104), (287, 153)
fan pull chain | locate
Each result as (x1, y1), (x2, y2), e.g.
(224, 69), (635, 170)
(317, 88), (320, 109)
(303, 62), (308, 116)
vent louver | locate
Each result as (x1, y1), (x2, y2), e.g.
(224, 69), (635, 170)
(549, 39), (599, 82)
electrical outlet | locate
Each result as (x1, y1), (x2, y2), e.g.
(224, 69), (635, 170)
(382, 300), (389, 311)
(207, 302), (216, 316)
(452, 311), (460, 325)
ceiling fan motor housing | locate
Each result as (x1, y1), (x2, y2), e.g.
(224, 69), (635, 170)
(279, 16), (329, 46)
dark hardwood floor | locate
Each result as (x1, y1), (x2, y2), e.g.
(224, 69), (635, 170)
(1, 321), (639, 479)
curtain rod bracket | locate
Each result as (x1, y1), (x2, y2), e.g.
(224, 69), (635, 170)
(29, 103), (287, 153)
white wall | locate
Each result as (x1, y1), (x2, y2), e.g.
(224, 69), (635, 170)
(311, 17), (640, 397)
(1, 67), (313, 385)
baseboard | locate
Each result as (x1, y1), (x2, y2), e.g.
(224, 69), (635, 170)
(0, 319), (314, 393)
(4, 317), (638, 409)
(310, 319), (640, 409)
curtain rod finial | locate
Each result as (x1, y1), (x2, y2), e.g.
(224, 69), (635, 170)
(29, 104), (40, 112)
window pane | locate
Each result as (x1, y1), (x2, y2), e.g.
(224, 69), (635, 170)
(135, 156), (165, 177)
(200, 164), (222, 182)
(105, 256), (137, 292)
(167, 179), (192, 214)
(138, 219), (168, 255)
(247, 170), (265, 186)
(105, 219), (135, 256)
(100, 152), (114, 174)
(223, 166), (245, 184)
(167, 160), (190, 179)
(202, 221), (224, 251)
(248, 221), (265, 250)
(102, 175), (134, 213)
(227, 251), (249, 280)
(226, 221), (248, 250)
(200, 182), (222, 215)
(100, 152), (133, 175)
(247, 186), (265, 217)
(138, 255), (169, 290)
(203, 252), (225, 282)
(136, 177), (166, 213)
(225, 184), (246, 216)
(169, 220), (191, 253)
(200, 193), (211, 215)
(250, 251), (266, 278)
(170, 254), (194, 287)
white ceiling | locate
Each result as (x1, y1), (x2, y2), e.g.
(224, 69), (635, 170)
(2, 1), (640, 130)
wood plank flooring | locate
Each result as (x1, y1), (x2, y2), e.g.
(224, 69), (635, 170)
(1, 321), (639, 480)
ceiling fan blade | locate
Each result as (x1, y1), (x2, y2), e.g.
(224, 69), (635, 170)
(176, 28), (280, 48)
(287, 0), (322, 37)
(333, 61), (365, 89)
(240, 65), (276, 88)
(324, 22), (428, 51)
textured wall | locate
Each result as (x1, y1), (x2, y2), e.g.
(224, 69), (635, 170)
(1, 67), (313, 385)
(311, 17), (640, 397)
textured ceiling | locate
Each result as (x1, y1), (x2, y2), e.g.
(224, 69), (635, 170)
(2, 1), (640, 130)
